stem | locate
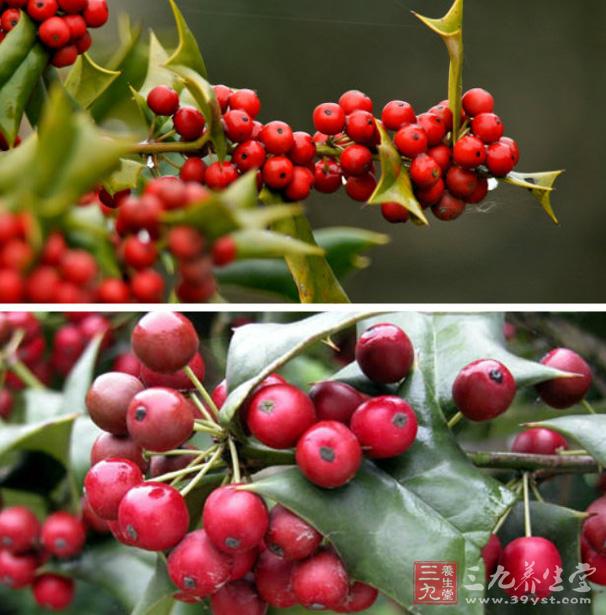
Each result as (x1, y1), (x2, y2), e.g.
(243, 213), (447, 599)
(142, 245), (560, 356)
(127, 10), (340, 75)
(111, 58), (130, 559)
(558, 449), (588, 456)
(184, 366), (220, 421)
(523, 473), (532, 537)
(447, 411), (464, 429)
(193, 421), (223, 437)
(582, 399), (597, 415)
(228, 437), (241, 483)
(180, 446), (225, 497)
(9, 360), (45, 389)
(189, 393), (219, 426)
(530, 478), (545, 503)
(147, 449), (203, 457)
(467, 450), (599, 474)
(131, 131), (210, 155)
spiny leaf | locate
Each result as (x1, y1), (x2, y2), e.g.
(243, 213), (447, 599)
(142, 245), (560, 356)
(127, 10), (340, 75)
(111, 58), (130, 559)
(64, 53), (121, 109)
(166, 0), (208, 78)
(139, 31), (180, 98)
(230, 228), (324, 259)
(235, 204), (305, 229)
(102, 158), (146, 193)
(503, 169), (564, 224)
(369, 123), (428, 224)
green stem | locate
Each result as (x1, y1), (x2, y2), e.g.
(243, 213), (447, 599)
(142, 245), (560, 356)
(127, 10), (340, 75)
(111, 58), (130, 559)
(192, 421), (223, 437)
(189, 394), (219, 427)
(447, 411), (464, 429)
(582, 399), (597, 415)
(184, 367), (220, 421)
(530, 478), (544, 503)
(147, 448), (203, 457)
(9, 360), (45, 389)
(228, 437), (241, 483)
(467, 450), (598, 473)
(523, 473), (532, 537)
(558, 449), (588, 456)
(180, 446), (225, 497)
(131, 132), (210, 155)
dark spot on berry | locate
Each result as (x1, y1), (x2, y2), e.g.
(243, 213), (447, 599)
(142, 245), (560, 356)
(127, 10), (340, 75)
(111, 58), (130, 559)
(476, 151), (481, 157)
(183, 576), (197, 589)
(54, 538), (67, 550)
(268, 543), (284, 557)
(225, 536), (241, 549)
(319, 446), (335, 462)
(324, 110), (332, 116)
(412, 133), (420, 141)
(1, 537), (12, 547)
(241, 153), (248, 160)
(135, 406), (147, 421)
(392, 412), (408, 428)
(260, 400), (275, 414)
(277, 128), (284, 135)
(126, 525), (138, 541)
(489, 368), (503, 384)
(279, 172), (286, 179)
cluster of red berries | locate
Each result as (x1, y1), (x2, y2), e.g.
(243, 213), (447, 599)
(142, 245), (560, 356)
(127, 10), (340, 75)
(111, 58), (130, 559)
(452, 347), (592, 423)
(0, 504), (87, 610)
(0, 0), (108, 68)
(581, 494), (606, 586)
(0, 312), (113, 420)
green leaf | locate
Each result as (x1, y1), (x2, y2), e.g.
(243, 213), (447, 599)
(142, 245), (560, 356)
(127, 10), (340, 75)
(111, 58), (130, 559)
(221, 312), (379, 426)
(60, 335), (103, 415)
(139, 32), (179, 98)
(166, 0), (208, 79)
(249, 463), (468, 611)
(528, 415), (606, 466)
(168, 64), (226, 159)
(219, 171), (259, 210)
(101, 158), (145, 193)
(64, 53), (121, 109)
(503, 169), (564, 224)
(487, 502), (589, 614)
(69, 416), (102, 486)
(164, 198), (239, 240)
(0, 14), (48, 145)
(22, 389), (63, 423)
(369, 123), (428, 224)
(235, 204), (305, 229)
(0, 414), (78, 467)
(231, 229), (324, 259)
(131, 554), (175, 615)
(413, 0), (464, 141)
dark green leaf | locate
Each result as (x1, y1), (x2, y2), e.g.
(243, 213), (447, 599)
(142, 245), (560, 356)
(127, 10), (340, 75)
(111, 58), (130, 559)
(64, 53), (121, 109)
(131, 554), (175, 615)
(60, 335), (103, 415)
(166, 0), (208, 78)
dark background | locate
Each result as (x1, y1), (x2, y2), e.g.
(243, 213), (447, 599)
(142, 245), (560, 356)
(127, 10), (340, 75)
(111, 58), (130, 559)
(103, 0), (605, 303)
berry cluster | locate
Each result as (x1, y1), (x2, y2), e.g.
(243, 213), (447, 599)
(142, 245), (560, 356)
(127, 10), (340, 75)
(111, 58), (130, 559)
(0, 504), (87, 610)
(581, 495), (606, 586)
(0, 0), (108, 68)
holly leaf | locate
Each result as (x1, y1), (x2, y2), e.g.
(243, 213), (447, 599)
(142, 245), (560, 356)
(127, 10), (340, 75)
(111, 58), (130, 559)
(131, 554), (175, 615)
(140, 31), (180, 98)
(527, 415), (606, 466)
(101, 158), (146, 193)
(166, 0), (208, 79)
(368, 123), (428, 224)
(60, 335), (103, 415)
(0, 14), (48, 145)
(229, 229), (324, 259)
(503, 170), (564, 225)
(64, 53), (121, 109)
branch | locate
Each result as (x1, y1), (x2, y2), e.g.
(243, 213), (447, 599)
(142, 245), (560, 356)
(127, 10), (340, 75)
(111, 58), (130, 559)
(466, 450), (599, 476)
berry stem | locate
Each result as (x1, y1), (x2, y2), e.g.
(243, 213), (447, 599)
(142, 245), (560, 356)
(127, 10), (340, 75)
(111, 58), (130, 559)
(522, 472), (532, 537)
(529, 477), (544, 503)
(180, 445), (225, 497)
(147, 448), (205, 457)
(467, 449), (598, 474)
(447, 411), (464, 429)
(582, 399), (597, 415)
(184, 367), (220, 421)
(228, 437), (241, 483)
(192, 420), (223, 437)
(189, 392), (218, 426)
(8, 360), (46, 390)
(131, 131), (210, 155)
(557, 449), (588, 456)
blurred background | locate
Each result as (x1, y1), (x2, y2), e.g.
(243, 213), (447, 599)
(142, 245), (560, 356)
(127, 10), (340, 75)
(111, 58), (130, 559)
(96, 0), (605, 302)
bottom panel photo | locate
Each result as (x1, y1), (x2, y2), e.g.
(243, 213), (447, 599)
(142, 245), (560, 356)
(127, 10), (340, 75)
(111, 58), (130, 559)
(0, 310), (604, 615)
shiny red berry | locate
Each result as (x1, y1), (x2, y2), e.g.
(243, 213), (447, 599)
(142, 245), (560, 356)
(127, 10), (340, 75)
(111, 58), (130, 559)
(255, 550), (297, 608)
(511, 428), (568, 455)
(381, 201), (410, 223)
(394, 124), (428, 158)
(335, 582), (379, 613)
(309, 381), (366, 424)
(314, 159), (342, 193)
(500, 136), (520, 165)
(260, 121), (294, 155)
(462, 88), (494, 117)
(288, 131), (316, 165)
(466, 176), (489, 204)
(224, 109), (254, 143)
(313, 103), (346, 136)
(338, 90), (373, 114)
(417, 178), (445, 207)
(232, 139), (266, 172)
(355, 322), (414, 384)
(229, 88), (261, 118)
(0, 507), (40, 554)
(179, 157), (206, 183)
(536, 348), (592, 409)
(428, 143), (452, 171)
(381, 100), (416, 131)
(173, 106), (205, 141)
(203, 485), (269, 554)
(417, 112), (446, 146)
(27, 0), (58, 22)
(432, 191), (465, 220)
(452, 359), (516, 421)
(0, 551), (37, 589)
(41, 512), (86, 558)
(205, 161), (239, 189)
(39, 16), (71, 48)
(340, 144), (373, 177)
(83, 0), (108, 27)
(453, 134), (486, 169)
(32, 574), (75, 611)
(486, 141), (515, 176)
(284, 166), (314, 202)
(263, 156), (294, 189)
(212, 235), (237, 266)
(410, 153), (441, 187)
(293, 549), (349, 610)
(471, 112), (504, 144)
(445, 166), (478, 199)
(147, 86), (180, 116)
(344, 173), (376, 202)
(345, 110), (376, 144)
(117, 482), (189, 551)
(139, 351), (206, 391)
(265, 505), (322, 560)
(211, 579), (268, 615)
(481, 534), (502, 580)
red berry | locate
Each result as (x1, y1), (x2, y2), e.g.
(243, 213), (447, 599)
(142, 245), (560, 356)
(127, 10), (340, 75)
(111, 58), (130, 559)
(309, 381), (366, 424)
(582, 535), (606, 585)
(174, 106), (205, 141)
(381, 100), (416, 131)
(39, 16), (71, 48)
(453, 134), (486, 169)
(212, 235), (237, 267)
(131, 312), (199, 374)
(417, 112), (446, 146)
(32, 574), (75, 611)
(511, 428), (568, 455)
(335, 582), (379, 613)
(0, 507), (40, 553)
(118, 482), (189, 551)
(345, 110), (376, 144)
(74, 31), (91, 53)
(500, 136), (520, 165)
(0, 389), (13, 420)
(127, 387), (194, 452)
(289, 131), (316, 165)
(224, 109), (254, 143)
(0, 551), (37, 589)
(27, 0), (57, 21)
(338, 90), (373, 115)
(263, 155), (294, 189)
(471, 112), (504, 144)
(86, 372), (145, 435)
(381, 201), (410, 223)
(428, 144), (452, 171)
(255, 550), (297, 608)
(139, 352), (206, 390)
(144, 175), (188, 210)
(229, 88), (261, 118)
(284, 166), (314, 202)
(1, 8), (20, 31)
(90, 433), (147, 472)
(63, 14), (86, 38)
(410, 152), (441, 187)
(416, 178), (445, 207)
(344, 173), (376, 202)
(60, 249), (98, 285)
(340, 144), (373, 177)
(486, 141), (515, 176)
(462, 88), (494, 117)
(203, 485), (269, 554)
(313, 159), (342, 193)
(260, 121), (294, 155)
(96, 278), (130, 303)
(312, 103), (346, 136)
(211, 579), (268, 615)
(41, 512), (86, 558)
(213, 84), (232, 113)
(0, 269), (25, 302)
(296, 421), (361, 488)
(429, 101), (454, 132)
(452, 359), (516, 421)
(293, 549), (349, 609)
(481, 534), (501, 580)
(265, 505), (322, 560)
(212, 380), (228, 409)
(583, 497), (606, 556)
(58, 0), (87, 12)
(394, 124), (428, 158)
(82, 0), (108, 28)
(232, 139), (266, 172)
(84, 458), (143, 521)
(167, 530), (233, 597)
(445, 166), (478, 199)
(116, 195), (162, 237)
(205, 161), (239, 189)
(466, 176), (489, 204)
(355, 322), (414, 384)
(351, 395), (418, 458)
(147, 85), (180, 116)
(536, 348), (592, 409)
(122, 236), (157, 270)
(500, 537), (562, 598)
(432, 192), (466, 220)
(230, 545), (259, 580)
(130, 269), (164, 303)
(167, 226), (205, 261)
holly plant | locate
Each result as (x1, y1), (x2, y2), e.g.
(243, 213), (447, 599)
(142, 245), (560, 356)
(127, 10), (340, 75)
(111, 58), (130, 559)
(1, 310), (606, 613)
(0, 0), (562, 304)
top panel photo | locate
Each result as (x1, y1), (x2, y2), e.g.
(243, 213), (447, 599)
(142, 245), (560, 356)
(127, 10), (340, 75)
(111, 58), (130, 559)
(0, 0), (603, 304)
